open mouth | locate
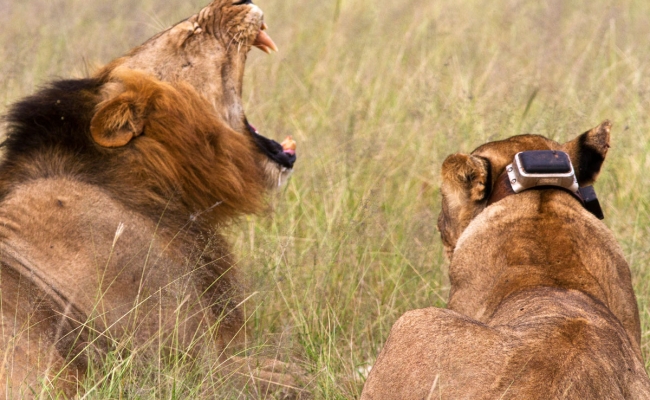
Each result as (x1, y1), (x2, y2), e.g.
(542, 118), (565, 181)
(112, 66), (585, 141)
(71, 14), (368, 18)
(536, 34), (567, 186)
(243, 21), (295, 169)
(245, 119), (296, 169)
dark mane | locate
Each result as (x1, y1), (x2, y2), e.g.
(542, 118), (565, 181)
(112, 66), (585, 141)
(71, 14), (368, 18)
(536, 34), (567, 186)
(1, 78), (105, 183)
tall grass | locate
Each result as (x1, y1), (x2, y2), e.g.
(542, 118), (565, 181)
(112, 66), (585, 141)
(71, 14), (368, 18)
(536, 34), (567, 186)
(3, 0), (650, 398)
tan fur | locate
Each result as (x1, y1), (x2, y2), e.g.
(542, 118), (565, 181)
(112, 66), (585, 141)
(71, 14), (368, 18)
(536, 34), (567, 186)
(362, 121), (650, 399)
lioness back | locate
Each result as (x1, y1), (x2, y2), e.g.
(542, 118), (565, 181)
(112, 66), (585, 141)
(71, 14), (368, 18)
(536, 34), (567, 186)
(364, 288), (648, 399)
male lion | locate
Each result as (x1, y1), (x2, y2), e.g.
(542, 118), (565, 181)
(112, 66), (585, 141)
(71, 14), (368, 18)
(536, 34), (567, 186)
(361, 122), (650, 399)
(0, 1), (300, 398)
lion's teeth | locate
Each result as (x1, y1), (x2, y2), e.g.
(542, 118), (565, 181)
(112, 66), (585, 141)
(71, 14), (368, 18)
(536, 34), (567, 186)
(261, 22), (268, 31)
(253, 30), (278, 53)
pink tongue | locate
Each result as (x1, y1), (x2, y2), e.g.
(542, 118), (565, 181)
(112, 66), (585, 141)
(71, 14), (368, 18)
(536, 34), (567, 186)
(253, 30), (279, 53)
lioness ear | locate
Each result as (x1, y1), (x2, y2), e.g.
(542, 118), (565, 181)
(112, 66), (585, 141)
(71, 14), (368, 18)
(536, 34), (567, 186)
(437, 154), (491, 258)
(441, 154), (491, 202)
(563, 120), (611, 186)
(90, 87), (146, 148)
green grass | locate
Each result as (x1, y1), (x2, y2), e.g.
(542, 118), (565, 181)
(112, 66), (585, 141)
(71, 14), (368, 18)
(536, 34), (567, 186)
(3, 0), (650, 398)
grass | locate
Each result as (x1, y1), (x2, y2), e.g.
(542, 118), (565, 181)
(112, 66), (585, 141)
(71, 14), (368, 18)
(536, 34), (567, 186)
(3, 0), (650, 398)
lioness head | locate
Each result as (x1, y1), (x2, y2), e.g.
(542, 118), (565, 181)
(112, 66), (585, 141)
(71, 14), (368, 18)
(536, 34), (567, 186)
(437, 121), (611, 258)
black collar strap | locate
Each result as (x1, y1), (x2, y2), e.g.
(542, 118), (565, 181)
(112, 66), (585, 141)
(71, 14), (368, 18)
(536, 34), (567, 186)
(487, 170), (604, 220)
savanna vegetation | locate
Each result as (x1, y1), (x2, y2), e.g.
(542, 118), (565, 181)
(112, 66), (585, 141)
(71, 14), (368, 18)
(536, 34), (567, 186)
(2, 0), (650, 398)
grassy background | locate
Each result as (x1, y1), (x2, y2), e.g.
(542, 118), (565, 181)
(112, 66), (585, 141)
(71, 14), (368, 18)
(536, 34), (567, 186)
(3, 0), (650, 398)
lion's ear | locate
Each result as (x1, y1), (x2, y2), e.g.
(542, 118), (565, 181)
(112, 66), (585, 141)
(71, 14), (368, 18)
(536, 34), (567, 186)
(90, 86), (147, 148)
(563, 120), (611, 186)
(168, 20), (203, 47)
(437, 154), (491, 256)
(441, 154), (491, 203)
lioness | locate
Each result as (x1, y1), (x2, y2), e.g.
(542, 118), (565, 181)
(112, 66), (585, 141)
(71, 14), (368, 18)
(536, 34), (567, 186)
(0, 1), (299, 398)
(361, 121), (650, 399)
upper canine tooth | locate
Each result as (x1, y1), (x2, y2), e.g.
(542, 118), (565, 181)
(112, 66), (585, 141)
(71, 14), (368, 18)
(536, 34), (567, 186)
(253, 30), (278, 53)
(261, 22), (268, 31)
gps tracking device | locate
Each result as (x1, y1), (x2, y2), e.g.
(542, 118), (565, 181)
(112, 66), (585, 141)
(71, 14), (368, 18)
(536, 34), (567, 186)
(507, 150), (579, 194)
(492, 150), (604, 220)
(518, 151), (571, 174)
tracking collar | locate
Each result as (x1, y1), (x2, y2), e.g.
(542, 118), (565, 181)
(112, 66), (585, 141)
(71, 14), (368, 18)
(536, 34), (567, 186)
(486, 150), (604, 219)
